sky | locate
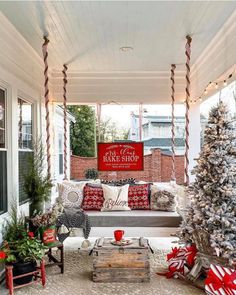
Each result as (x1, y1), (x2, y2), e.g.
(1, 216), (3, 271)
(101, 104), (186, 128)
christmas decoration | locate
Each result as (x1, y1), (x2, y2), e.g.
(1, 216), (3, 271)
(158, 245), (197, 278)
(180, 101), (236, 265)
(205, 264), (236, 295)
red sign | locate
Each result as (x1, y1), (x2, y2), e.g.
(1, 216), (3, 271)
(97, 142), (144, 171)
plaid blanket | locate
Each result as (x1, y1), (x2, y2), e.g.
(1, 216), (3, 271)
(56, 208), (91, 243)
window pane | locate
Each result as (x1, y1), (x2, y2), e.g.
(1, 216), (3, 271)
(0, 89), (5, 149)
(0, 151), (7, 213)
(59, 154), (63, 175)
(19, 151), (33, 203)
(18, 98), (33, 149)
(58, 134), (63, 175)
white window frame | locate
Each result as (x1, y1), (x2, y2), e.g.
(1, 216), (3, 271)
(0, 84), (9, 215)
(18, 96), (35, 152)
(17, 93), (38, 204)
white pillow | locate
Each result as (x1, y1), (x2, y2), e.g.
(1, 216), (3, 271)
(101, 184), (131, 211)
(150, 184), (176, 212)
(57, 182), (85, 208)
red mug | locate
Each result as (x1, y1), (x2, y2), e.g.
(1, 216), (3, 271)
(114, 230), (125, 242)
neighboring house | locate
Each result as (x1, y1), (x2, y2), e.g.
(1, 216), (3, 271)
(129, 114), (185, 155)
(129, 113), (207, 154)
(143, 138), (185, 155)
(52, 106), (75, 182)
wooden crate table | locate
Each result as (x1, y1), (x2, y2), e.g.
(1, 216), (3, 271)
(93, 237), (150, 283)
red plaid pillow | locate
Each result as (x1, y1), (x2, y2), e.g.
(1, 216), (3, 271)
(82, 184), (104, 211)
(128, 184), (150, 209)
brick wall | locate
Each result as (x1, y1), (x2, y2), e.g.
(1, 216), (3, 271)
(71, 148), (184, 184)
(161, 154), (185, 184)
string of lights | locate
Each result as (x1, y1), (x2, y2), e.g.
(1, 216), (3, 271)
(189, 70), (236, 104)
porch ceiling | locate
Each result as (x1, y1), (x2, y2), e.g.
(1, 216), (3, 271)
(0, 1), (236, 104)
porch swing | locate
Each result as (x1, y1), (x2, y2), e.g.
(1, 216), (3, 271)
(41, 36), (191, 237)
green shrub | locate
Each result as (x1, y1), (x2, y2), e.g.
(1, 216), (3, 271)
(84, 168), (99, 180)
(23, 140), (52, 204)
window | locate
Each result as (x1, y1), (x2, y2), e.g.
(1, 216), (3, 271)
(18, 98), (33, 203)
(0, 88), (7, 213)
(58, 133), (63, 175)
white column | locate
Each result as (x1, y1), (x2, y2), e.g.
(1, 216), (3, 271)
(188, 101), (201, 183)
(9, 86), (20, 210)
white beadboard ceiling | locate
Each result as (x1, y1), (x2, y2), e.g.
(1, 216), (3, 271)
(0, 1), (236, 104)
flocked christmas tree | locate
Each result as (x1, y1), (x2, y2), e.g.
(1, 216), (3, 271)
(180, 101), (236, 264)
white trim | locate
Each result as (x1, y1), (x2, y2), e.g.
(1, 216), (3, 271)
(18, 149), (33, 152)
(51, 70), (185, 80)
(0, 81), (12, 216)
(0, 83), (8, 150)
(0, 12), (49, 93)
(10, 86), (19, 211)
(54, 104), (75, 123)
(192, 10), (236, 76)
(191, 10), (236, 101)
(17, 96), (34, 151)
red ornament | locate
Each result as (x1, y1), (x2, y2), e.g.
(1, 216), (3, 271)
(28, 231), (34, 238)
(0, 251), (6, 260)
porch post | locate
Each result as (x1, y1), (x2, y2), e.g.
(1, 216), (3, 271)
(9, 87), (19, 210)
(188, 101), (201, 183)
(139, 103), (143, 141)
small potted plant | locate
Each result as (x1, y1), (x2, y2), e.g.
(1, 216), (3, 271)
(84, 168), (99, 180)
(31, 203), (63, 246)
(0, 206), (45, 285)
(23, 140), (53, 217)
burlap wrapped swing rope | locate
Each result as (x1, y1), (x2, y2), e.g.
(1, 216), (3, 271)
(184, 35), (192, 186)
(62, 64), (68, 180)
(42, 36), (51, 178)
(170, 64), (176, 182)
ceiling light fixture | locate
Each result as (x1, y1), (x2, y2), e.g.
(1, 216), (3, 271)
(120, 46), (134, 52)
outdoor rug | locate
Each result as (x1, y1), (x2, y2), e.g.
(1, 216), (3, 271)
(0, 250), (204, 295)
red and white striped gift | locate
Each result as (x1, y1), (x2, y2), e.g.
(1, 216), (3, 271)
(166, 247), (193, 278)
(205, 264), (236, 295)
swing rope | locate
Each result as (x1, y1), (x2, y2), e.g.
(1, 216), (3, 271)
(42, 36), (51, 178)
(170, 64), (176, 182)
(62, 64), (68, 180)
(184, 35), (192, 185)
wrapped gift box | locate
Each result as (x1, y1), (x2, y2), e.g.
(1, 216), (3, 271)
(205, 264), (236, 295)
